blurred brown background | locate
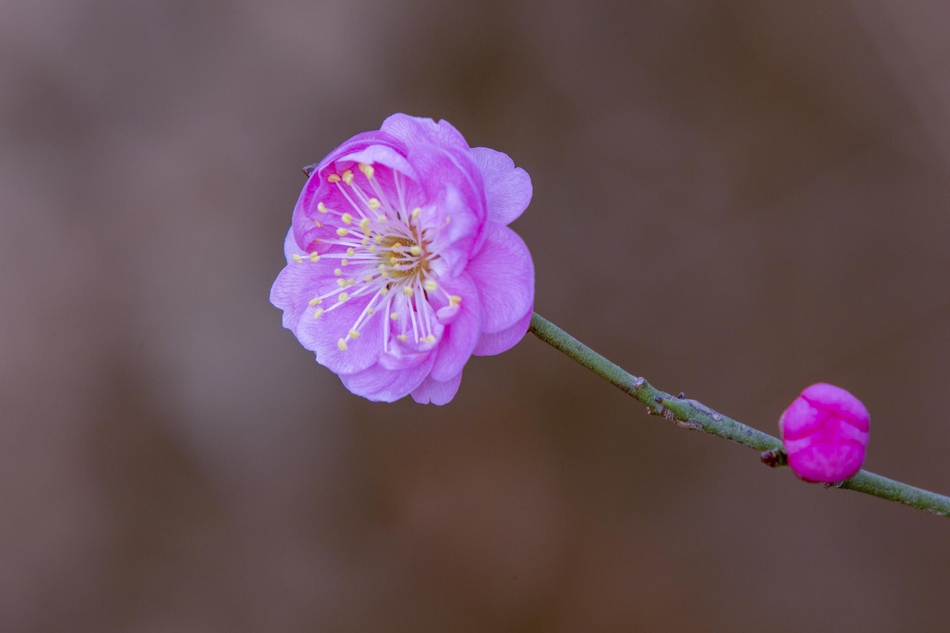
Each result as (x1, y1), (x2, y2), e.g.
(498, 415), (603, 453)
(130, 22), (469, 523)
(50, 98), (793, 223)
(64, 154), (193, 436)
(2, 0), (949, 631)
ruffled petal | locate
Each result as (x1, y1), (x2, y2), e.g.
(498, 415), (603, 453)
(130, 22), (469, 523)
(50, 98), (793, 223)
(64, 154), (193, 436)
(340, 356), (435, 402)
(473, 306), (532, 356)
(411, 371), (463, 405)
(294, 295), (385, 375)
(430, 273), (481, 381)
(380, 114), (470, 152)
(466, 222), (535, 333)
(471, 147), (532, 226)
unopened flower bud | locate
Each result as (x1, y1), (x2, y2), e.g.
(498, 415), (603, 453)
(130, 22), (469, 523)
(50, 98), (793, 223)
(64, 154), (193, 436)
(779, 383), (870, 483)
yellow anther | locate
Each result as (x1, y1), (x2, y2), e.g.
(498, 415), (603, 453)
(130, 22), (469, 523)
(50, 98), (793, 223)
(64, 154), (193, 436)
(342, 170), (354, 185)
(292, 254), (303, 263)
(411, 208), (421, 219)
(313, 308), (324, 319)
(402, 286), (414, 297)
(317, 202), (329, 213)
(346, 279), (355, 286)
(361, 238), (369, 246)
(337, 228), (349, 237)
(346, 247), (355, 257)
(341, 259), (349, 266)
(373, 235), (383, 243)
(380, 287), (390, 295)
(424, 280), (437, 292)
(377, 215), (386, 222)
(389, 256), (398, 266)
(359, 218), (371, 232)
(358, 163), (374, 179)
(337, 338), (348, 351)
(425, 334), (436, 343)
(348, 329), (360, 339)
(390, 312), (399, 320)
(369, 245), (376, 252)
(309, 252), (320, 262)
(410, 245), (422, 256)
(338, 292), (349, 302)
(337, 279), (346, 288)
(378, 263), (387, 271)
(308, 297), (323, 306)
(327, 174), (341, 183)
(334, 268), (342, 276)
(364, 275), (373, 283)
(341, 213), (353, 225)
(445, 216), (451, 224)
(367, 198), (380, 210)
(449, 295), (462, 306)
(397, 334), (408, 342)
(314, 219), (323, 228)
(367, 309), (374, 315)
(380, 271), (389, 278)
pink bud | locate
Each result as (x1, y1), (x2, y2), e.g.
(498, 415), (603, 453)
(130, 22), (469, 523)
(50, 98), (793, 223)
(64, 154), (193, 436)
(779, 383), (870, 483)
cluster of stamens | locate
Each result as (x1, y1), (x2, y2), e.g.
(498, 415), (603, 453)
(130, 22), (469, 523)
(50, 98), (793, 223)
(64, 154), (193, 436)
(292, 162), (462, 353)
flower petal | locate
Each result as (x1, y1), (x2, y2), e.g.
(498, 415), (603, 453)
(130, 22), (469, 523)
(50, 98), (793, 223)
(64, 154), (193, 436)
(294, 294), (384, 375)
(380, 114), (470, 151)
(341, 357), (435, 402)
(473, 306), (532, 356)
(411, 371), (463, 405)
(471, 147), (533, 226)
(430, 273), (481, 381)
(466, 222), (535, 333)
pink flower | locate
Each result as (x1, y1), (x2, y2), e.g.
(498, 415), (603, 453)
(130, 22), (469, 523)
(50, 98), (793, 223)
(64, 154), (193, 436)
(270, 114), (534, 404)
(779, 383), (870, 483)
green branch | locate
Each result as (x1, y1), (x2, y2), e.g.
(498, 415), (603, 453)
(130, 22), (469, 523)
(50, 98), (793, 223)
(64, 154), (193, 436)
(529, 312), (950, 518)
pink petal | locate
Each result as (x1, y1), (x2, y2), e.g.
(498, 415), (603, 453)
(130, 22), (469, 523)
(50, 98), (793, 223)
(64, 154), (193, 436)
(466, 222), (535, 333)
(411, 371), (463, 405)
(430, 273), (482, 381)
(473, 306), (532, 356)
(471, 147), (533, 226)
(294, 295), (384, 376)
(380, 114), (470, 151)
(341, 357), (434, 403)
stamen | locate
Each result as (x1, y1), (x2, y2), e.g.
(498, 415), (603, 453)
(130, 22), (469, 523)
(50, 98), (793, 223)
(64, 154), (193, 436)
(337, 338), (348, 351)
(358, 163), (374, 179)
(348, 329), (360, 339)
(309, 252), (320, 262)
(317, 202), (330, 214)
(338, 292), (349, 302)
(341, 213), (353, 225)
(327, 174), (341, 183)
(346, 247), (355, 257)
(337, 228), (349, 237)
(308, 298), (323, 306)
(313, 308), (324, 319)
(341, 170), (354, 185)
(402, 287), (414, 297)
(367, 198), (380, 210)
(424, 280), (437, 292)
(341, 259), (349, 266)
(390, 312), (399, 320)
(334, 268), (342, 276)
(411, 208), (421, 220)
(292, 254), (303, 263)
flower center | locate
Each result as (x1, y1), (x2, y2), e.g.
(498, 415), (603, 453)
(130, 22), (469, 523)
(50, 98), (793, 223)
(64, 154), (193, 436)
(292, 162), (461, 355)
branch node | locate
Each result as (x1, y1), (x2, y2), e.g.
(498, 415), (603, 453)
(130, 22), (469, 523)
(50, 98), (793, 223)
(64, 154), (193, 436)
(760, 449), (788, 468)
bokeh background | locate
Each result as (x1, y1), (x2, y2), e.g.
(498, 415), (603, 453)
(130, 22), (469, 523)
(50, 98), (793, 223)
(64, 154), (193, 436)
(2, 1), (949, 631)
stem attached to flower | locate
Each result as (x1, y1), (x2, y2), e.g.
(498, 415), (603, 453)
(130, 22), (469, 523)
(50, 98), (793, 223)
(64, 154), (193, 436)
(529, 312), (950, 518)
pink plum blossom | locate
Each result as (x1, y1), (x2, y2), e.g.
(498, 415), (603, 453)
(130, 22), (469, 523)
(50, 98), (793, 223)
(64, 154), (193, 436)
(779, 383), (870, 483)
(270, 114), (534, 404)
